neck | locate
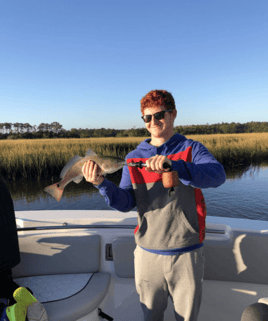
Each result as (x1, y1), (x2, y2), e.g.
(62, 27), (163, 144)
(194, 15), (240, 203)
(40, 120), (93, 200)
(150, 132), (174, 147)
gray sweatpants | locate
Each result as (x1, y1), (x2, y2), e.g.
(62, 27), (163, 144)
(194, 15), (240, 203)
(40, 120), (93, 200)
(134, 245), (205, 321)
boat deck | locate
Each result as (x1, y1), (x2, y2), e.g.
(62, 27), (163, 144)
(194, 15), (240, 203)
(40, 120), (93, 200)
(14, 210), (268, 321)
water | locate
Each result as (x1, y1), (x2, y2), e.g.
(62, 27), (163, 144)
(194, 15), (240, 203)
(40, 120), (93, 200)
(202, 166), (268, 221)
(6, 165), (268, 221)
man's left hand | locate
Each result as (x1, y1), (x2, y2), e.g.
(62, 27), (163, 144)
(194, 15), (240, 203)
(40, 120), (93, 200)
(145, 155), (172, 173)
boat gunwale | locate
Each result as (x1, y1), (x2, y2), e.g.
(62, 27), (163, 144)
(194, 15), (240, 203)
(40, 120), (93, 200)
(16, 224), (226, 234)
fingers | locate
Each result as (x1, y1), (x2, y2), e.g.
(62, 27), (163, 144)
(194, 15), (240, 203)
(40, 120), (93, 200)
(82, 160), (104, 185)
(145, 155), (171, 173)
(82, 160), (93, 181)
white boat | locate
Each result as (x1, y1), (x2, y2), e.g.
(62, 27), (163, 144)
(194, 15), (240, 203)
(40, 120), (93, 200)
(13, 210), (268, 321)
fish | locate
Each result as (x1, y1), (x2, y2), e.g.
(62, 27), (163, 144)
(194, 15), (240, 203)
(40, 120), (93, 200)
(44, 148), (127, 202)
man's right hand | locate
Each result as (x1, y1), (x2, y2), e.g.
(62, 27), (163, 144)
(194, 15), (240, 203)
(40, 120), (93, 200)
(82, 160), (105, 186)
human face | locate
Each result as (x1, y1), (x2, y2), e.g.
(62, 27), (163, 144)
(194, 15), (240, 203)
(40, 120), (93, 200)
(143, 106), (176, 145)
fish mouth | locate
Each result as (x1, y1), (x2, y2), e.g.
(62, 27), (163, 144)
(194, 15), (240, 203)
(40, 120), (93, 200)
(117, 162), (127, 168)
(103, 161), (127, 174)
(117, 161), (127, 167)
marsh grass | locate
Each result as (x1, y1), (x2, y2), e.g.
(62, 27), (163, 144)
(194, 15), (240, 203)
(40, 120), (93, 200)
(0, 137), (146, 180)
(188, 133), (268, 168)
(1, 134), (268, 181)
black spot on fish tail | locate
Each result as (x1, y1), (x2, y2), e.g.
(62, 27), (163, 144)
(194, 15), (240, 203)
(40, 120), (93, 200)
(44, 182), (64, 202)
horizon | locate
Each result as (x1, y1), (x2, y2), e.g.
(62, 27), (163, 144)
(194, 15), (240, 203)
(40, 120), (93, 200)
(1, 0), (267, 130)
(1, 120), (267, 133)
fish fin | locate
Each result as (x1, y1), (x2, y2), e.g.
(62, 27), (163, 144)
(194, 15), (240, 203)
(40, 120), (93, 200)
(44, 182), (64, 202)
(73, 175), (83, 184)
(85, 148), (98, 157)
(60, 155), (83, 179)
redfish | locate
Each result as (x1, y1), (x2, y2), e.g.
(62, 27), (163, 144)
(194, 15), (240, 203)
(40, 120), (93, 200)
(44, 148), (126, 202)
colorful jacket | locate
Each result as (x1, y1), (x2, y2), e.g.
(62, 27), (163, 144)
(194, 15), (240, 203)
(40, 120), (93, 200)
(95, 133), (226, 255)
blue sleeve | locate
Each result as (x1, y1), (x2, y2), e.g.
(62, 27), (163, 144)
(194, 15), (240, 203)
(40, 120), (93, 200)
(171, 141), (226, 189)
(94, 165), (136, 212)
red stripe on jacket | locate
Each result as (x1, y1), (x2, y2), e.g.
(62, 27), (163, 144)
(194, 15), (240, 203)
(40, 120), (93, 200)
(127, 146), (192, 184)
(194, 189), (207, 243)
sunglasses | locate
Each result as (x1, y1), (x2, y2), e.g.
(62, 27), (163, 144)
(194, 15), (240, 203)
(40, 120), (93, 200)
(141, 109), (173, 123)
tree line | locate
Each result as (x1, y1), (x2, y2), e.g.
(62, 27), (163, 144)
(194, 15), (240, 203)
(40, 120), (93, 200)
(0, 121), (268, 139)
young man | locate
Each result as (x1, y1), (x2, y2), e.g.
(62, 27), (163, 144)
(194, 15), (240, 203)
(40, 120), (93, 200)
(82, 90), (226, 321)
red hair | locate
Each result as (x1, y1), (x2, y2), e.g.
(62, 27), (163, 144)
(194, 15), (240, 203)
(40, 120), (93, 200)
(140, 90), (176, 114)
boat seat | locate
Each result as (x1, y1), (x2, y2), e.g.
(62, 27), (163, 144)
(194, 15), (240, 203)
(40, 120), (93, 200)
(12, 232), (111, 320)
(15, 273), (111, 321)
(112, 236), (136, 278)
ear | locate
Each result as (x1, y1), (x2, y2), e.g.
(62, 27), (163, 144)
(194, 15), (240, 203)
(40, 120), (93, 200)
(171, 109), (177, 120)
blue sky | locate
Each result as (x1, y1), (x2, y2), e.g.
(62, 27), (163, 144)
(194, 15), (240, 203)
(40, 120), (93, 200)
(1, 0), (267, 130)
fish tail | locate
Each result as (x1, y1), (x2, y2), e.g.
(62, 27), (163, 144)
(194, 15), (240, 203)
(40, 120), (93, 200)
(44, 182), (64, 202)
